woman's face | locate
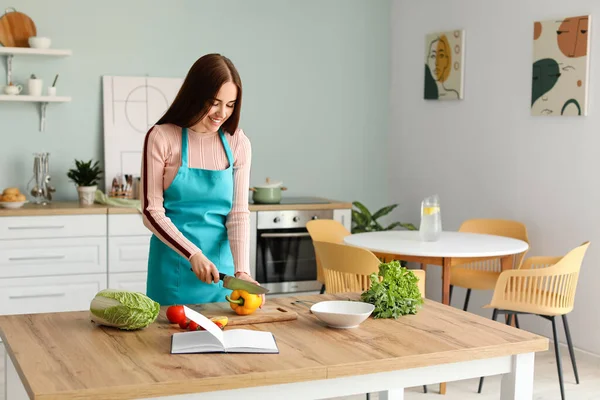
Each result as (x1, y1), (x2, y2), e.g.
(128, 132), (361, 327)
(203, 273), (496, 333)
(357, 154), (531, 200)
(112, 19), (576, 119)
(195, 81), (238, 133)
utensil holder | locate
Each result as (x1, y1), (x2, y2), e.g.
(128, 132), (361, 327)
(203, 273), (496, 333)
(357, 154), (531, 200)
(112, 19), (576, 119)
(27, 78), (42, 96)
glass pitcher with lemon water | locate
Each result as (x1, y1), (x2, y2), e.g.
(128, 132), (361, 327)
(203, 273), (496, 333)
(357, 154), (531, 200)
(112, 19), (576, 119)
(419, 194), (442, 241)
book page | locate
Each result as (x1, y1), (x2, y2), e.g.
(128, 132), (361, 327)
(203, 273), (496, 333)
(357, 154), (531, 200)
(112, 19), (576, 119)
(223, 329), (279, 353)
(183, 305), (224, 346)
(171, 331), (224, 354)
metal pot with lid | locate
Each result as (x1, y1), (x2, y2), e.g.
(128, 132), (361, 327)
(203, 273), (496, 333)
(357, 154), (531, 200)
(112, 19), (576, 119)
(249, 177), (287, 204)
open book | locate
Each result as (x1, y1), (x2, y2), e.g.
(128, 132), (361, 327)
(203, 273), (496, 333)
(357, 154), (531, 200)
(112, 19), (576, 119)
(170, 306), (279, 354)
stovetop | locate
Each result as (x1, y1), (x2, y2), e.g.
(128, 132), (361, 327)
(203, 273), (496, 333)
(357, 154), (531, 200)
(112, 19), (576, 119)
(249, 196), (331, 205)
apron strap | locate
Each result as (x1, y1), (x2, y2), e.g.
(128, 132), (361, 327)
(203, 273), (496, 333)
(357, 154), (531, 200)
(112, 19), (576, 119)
(181, 127), (189, 168)
(219, 128), (235, 168)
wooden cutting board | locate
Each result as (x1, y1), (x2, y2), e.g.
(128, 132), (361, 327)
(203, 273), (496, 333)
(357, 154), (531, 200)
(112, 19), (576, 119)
(0, 7), (37, 47)
(186, 302), (298, 326)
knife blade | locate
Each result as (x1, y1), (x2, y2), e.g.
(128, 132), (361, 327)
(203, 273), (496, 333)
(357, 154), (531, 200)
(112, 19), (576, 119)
(189, 268), (269, 294)
(219, 273), (269, 295)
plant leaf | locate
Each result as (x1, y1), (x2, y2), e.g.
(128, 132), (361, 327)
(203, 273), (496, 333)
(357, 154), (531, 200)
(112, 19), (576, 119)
(372, 204), (398, 221)
(352, 201), (372, 222)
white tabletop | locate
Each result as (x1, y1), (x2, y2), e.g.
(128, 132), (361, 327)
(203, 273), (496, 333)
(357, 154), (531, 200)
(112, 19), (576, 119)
(343, 231), (529, 258)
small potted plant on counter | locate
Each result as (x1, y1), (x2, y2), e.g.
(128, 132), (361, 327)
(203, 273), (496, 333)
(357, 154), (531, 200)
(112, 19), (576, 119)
(67, 159), (102, 206)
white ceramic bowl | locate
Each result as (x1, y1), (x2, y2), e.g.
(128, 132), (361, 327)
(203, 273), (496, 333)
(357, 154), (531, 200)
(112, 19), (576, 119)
(310, 300), (375, 329)
(28, 36), (51, 49)
(0, 201), (28, 209)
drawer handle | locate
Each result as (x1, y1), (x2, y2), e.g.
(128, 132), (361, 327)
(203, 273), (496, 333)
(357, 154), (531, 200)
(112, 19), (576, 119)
(9, 292), (66, 299)
(9, 255), (66, 261)
(8, 225), (65, 230)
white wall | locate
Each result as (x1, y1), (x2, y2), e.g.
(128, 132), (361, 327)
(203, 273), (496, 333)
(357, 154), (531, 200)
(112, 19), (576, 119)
(390, 0), (600, 355)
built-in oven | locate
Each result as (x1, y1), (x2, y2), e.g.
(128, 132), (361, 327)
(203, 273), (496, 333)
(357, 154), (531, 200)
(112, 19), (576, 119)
(249, 209), (334, 294)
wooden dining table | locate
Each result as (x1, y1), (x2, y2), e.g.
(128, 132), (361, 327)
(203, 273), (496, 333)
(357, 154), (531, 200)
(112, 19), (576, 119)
(1, 293), (547, 400)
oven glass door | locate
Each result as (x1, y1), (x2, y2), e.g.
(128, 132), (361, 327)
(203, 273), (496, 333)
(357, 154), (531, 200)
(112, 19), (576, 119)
(255, 228), (317, 283)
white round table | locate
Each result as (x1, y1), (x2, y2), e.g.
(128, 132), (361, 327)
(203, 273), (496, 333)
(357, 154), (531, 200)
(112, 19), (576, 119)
(343, 231), (529, 305)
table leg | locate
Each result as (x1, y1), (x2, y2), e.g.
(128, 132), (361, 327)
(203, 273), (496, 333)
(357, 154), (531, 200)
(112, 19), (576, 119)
(501, 255), (517, 327)
(420, 263), (427, 272)
(438, 257), (452, 395)
(442, 257), (451, 306)
(500, 353), (534, 399)
(6, 350), (28, 400)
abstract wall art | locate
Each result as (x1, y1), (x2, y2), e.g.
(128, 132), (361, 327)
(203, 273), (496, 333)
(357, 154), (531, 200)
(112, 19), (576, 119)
(531, 15), (591, 116)
(424, 29), (465, 100)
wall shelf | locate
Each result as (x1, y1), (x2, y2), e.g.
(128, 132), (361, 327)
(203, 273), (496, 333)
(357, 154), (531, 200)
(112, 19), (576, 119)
(0, 47), (73, 131)
(0, 95), (71, 102)
(0, 47), (72, 56)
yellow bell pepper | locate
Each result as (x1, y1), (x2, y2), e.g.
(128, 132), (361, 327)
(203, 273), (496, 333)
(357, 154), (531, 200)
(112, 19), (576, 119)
(225, 290), (262, 315)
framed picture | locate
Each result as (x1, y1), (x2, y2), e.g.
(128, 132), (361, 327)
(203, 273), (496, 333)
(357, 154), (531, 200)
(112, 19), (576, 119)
(531, 15), (591, 116)
(424, 29), (465, 100)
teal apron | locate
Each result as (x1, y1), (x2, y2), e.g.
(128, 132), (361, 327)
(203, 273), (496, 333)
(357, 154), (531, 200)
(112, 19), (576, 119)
(146, 127), (235, 306)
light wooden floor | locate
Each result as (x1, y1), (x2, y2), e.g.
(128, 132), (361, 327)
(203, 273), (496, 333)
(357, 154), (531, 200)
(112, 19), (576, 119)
(2, 344), (600, 399)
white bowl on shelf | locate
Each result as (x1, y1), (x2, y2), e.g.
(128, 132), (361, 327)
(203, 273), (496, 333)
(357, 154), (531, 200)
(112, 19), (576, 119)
(28, 36), (51, 49)
(0, 201), (28, 209)
(310, 300), (375, 329)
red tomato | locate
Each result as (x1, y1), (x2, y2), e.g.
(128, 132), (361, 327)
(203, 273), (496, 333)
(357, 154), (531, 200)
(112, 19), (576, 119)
(179, 319), (189, 329)
(215, 321), (224, 330)
(166, 305), (185, 324)
(188, 321), (200, 331)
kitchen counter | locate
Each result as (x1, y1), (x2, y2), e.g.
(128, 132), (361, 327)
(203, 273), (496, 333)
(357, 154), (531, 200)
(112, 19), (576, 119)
(0, 293), (548, 400)
(0, 198), (352, 217)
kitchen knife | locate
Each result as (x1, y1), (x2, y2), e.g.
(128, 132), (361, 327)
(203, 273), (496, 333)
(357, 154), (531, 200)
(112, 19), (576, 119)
(189, 269), (269, 294)
(219, 273), (269, 294)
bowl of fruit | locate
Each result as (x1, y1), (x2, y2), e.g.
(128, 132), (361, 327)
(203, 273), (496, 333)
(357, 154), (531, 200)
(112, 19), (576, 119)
(0, 188), (28, 209)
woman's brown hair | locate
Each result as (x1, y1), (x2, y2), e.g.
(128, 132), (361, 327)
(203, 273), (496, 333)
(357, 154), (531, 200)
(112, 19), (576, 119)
(155, 53), (242, 135)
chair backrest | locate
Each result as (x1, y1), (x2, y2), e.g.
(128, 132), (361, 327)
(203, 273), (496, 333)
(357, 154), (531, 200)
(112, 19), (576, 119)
(313, 240), (426, 298)
(453, 219), (530, 269)
(491, 241), (590, 315)
(313, 241), (379, 293)
(412, 269), (426, 298)
(306, 219), (350, 243)
(306, 219), (351, 284)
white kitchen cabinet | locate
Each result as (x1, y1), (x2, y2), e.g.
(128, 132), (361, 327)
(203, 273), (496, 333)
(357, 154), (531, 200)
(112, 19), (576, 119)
(107, 214), (151, 290)
(0, 237), (106, 278)
(0, 273), (106, 316)
(0, 214), (108, 322)
(108, 214), (151, 237)
(108, 236), (151, 273)
(0, 215), (106, 240)
(108, 272), (148, 294)
(333, 209), (352, 231)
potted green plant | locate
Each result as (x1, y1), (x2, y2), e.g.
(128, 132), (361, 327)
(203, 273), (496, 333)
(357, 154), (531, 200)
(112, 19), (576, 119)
(351, 201), (416, 233)
(67, 159), (102, 206)
(351, 201), (417, 266)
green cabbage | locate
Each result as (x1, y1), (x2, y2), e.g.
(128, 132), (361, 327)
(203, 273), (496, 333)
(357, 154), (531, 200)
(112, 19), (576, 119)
(90, 289), (160, 330)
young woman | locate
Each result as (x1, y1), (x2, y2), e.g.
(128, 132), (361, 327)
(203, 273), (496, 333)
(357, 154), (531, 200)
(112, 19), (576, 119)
(141, 53), (262, 306)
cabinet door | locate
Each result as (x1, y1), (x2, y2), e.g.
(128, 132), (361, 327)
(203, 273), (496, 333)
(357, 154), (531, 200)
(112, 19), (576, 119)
(0, 237), (107, 279)
(0, 215), (106, 240)
(108, 272), (147, 294)
(108, 236), (151, 273)
(0, 274), (107, 316)
(333, 209), (352, 231)
(108, 214), (151, 236)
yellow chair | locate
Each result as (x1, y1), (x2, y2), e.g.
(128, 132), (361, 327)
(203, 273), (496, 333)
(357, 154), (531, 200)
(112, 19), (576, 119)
(306, 219), (406, 294)
(312, 240), (426, 296)
(449, 219), (530, 312)
(478, 241), (590, 400)
(312, 240), (428, 395)
(306, 220), (351, 294)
